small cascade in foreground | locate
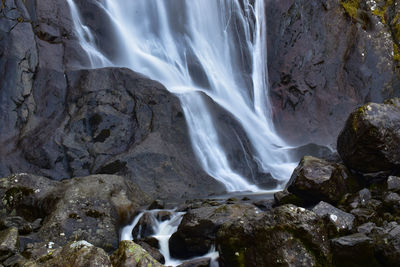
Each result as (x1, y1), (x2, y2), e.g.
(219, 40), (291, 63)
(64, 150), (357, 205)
(67, 0), (297, 192)
(121, 210), (219, 267)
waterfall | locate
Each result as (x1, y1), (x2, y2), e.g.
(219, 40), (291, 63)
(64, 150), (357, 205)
(67, 0), (296, 192)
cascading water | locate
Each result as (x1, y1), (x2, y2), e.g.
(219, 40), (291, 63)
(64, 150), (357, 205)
(120, 210), (219, 266)
(67, 0), (297, 192)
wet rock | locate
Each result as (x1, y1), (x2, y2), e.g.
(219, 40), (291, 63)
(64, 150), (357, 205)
(177, 257), (211, 267)
(273, 189), (304, 206)
(132, 213), (156, 240)
(387, 176), (400, 192)
(267, 0), (400, 145)
(286, 156), (353, 205)
(338, 100), (400, 173)
(312, 201), (355, 237)
(148, 200), (165, 210)
(169, 203), (261, 259)
(110, 240), (163, 267)
(37, 175), (151, 252)
(0, 228), (19, 261)
(136, 240), (165, 264)
(216, 205), (331, 267)
(331, 233), (377, 267)
(141, 237), (159, 249)
(1, 66), (225, 202)
(155, 211), (172, 222)
(44, 240), (110, 267)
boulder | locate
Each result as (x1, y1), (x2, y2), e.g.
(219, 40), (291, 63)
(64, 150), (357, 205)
(216, 205), (331, 267)
(43, 241), (110, 267)
(331, 233), (377, 267)
(37, 174), (151, 252)
(0, 173), (151, 253)
(169, 203), (261, 259)
(338, 100), (400, 173)
(0, 228), (19, 261)
(132, 213), (156, 240)
(286, 156), (354, 205)
(312, 201), (355, 237)
(110, 240), (163, 267)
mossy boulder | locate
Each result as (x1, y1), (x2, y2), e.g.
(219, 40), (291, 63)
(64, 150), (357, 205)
(216, 205), (331, 267)
(337, 99), (400, 173)
(110, 240), (163, 267)
(43, 240), (110, 267)
(286, 156), (354, 205)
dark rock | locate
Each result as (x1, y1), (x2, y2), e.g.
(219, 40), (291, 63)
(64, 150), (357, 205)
(155, 211), (172, 222)
(357, 222), (377, 235)
(1, 66), (224, 202)
(37, 175), (150, 252)
(136, 240), (165, 264)
(267, 0), (400, 146)
(0, 216), (34, 235)
(2, 253), (26, 267)
(312, 201), (355, 237)
(331, 233), (377, 267)
(338, 100), (400, 173)
(132, 213), (156, 240)
(0, 228), (19, 261)
(148, 200), (165, 210)
(273, 189), (303, 206)
(388, 176), (400, 192)
(169, 203), (261, 259)
(216, 205), (331, 267)
(369, 222), (400, 266)
(177, 257), (211, 267)
(110, 240), (163, 267)
(141, 237), (159, 250)
(286, 156), (354, 205)
(359, 188), (372, 206)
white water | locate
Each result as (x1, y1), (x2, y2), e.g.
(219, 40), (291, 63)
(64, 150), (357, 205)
(121, 210), (218, 266)
(67, 0), (297, 192)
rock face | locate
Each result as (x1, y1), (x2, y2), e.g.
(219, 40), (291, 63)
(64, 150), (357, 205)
(285, 156), (353, 205)
(0, 0), (224, 202)
(266, 0), (400, 146)
(337, 99), (400, 173)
